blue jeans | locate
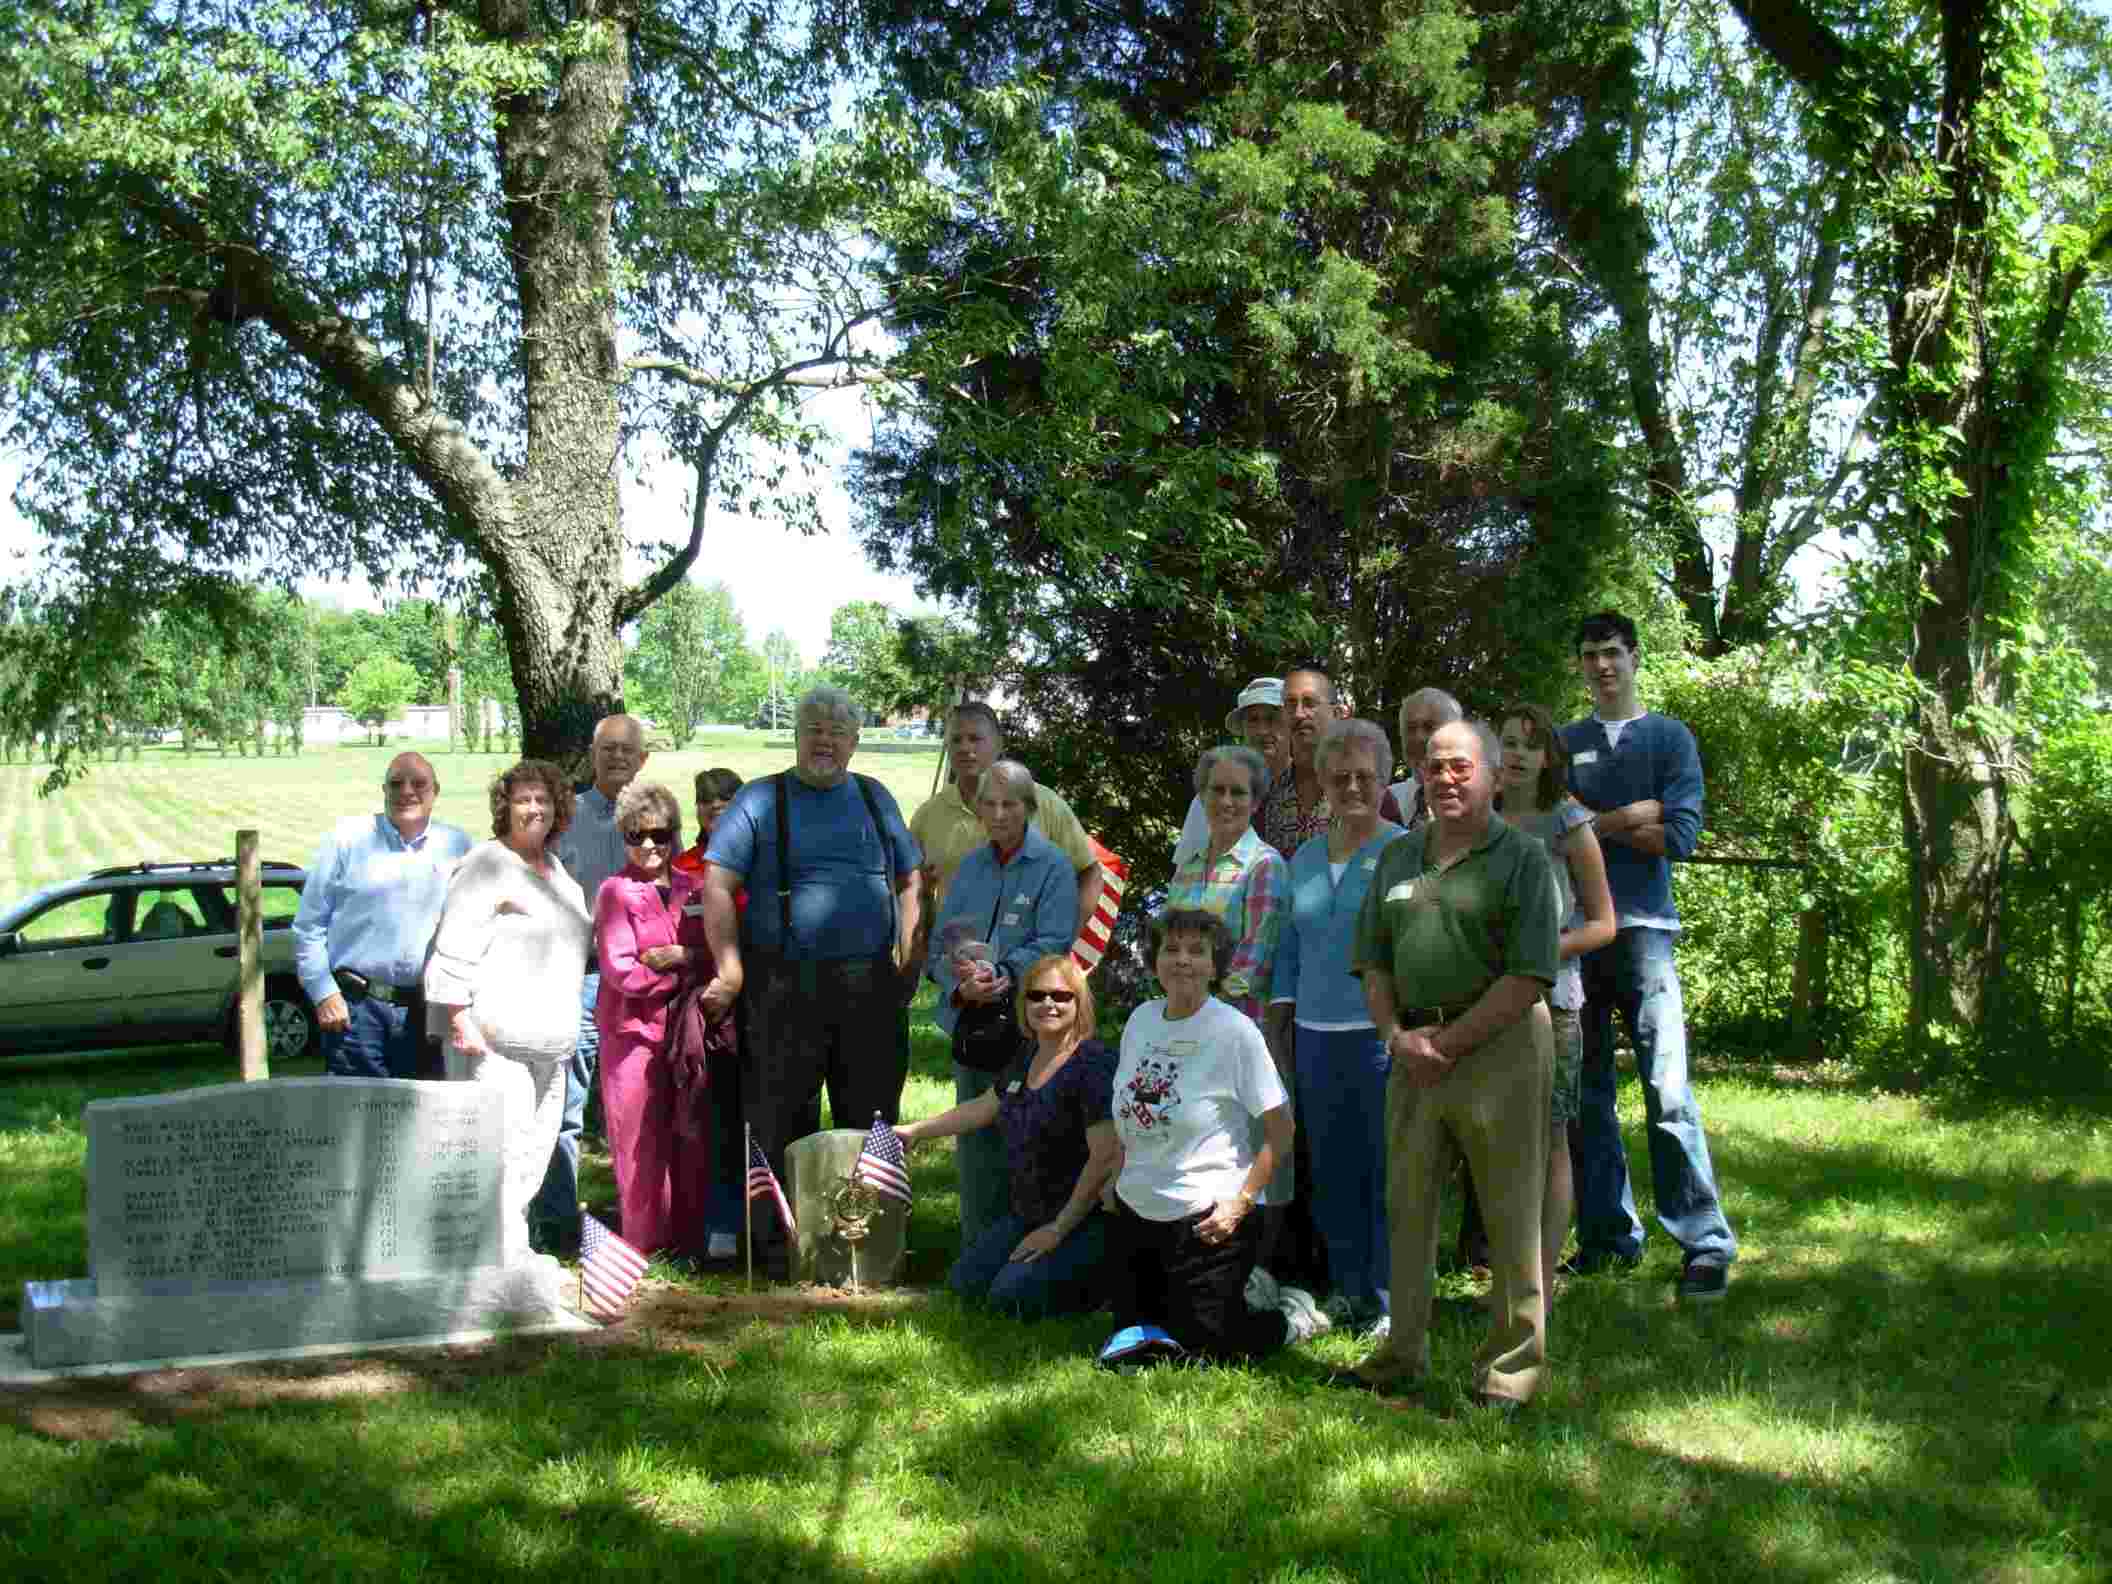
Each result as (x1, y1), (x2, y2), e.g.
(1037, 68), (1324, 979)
(531, 971), (599, 1235)
(948, 1210), (1109, 1318)
(953, 1063), (1012, 1253)
(1293, 1024), (1391, 1306)
(324, 993), (422, 1080)
(1572, 929), (1736, 1266)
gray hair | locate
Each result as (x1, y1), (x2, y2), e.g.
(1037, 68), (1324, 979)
(796, 684), (862, 730)
(613, 780), (683, 843)
(1428, 718), (1502, 773)
(1315, 718), (1393, 780)
(975, 758), (1039, 811)
(1399, 687), (1463, 728)
(1194, 743), (1270, 800)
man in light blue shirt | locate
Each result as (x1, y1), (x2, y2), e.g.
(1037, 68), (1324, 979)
(532, 712), (648, 1253)
(293, 751), (473, 1080)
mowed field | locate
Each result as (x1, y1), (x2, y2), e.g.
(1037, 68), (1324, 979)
(2, 733), (948, 901)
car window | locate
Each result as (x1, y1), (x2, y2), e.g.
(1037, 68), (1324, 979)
(212, 884), (304, 929)
(14, 894), (117, 950)
(130, 888), (210, 940)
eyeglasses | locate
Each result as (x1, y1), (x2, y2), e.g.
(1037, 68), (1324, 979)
(1423, 756), (1478, 782)
(623, 826), (676, 848)
(1024, 989), (1077, 1005)
(384, 778), (433, 792)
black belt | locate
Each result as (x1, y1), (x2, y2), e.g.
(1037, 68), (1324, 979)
(1397, 997), (1479, 1026)
(334, 970), (422, 1007)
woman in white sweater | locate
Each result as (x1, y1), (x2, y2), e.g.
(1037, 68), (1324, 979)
(426, 760), (593, 1259)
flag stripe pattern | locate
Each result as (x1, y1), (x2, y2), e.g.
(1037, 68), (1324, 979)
(852, 1113), (912, 1206)
(1071, 838), (1128, 975)
(747, 1136), (797, 1236)
(580, 1212), (649, 1319)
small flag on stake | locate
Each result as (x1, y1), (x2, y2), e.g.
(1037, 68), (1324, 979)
(747, 1135), (797, 1237)
(852, 1113), (912, 1207)
(579, 1212), (649, 1319)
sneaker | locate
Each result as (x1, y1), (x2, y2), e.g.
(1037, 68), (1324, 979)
(706, 1231), (738, 1261)
(1368, 1312), (1391, 1342)
(1278, 1285), (1332, 1343)
(1677, 1260), (1728, 1303)
(1244, 1266), (1282, 1312)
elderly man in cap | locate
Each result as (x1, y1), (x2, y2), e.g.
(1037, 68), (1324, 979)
(1341, 719), (1560, 1411)
(911, 700), (1102, 925)
(294, 751), (473, 1080)
(1172, 677), (1289, 868)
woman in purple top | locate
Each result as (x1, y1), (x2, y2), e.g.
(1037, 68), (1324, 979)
(897, 953), (1119, 1317)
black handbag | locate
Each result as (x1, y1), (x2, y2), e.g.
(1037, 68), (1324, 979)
(952, 998), (1025, 1072)
(949, 885), (1024, 1072)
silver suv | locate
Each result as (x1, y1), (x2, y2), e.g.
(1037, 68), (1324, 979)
(0, 861), (316, 1062)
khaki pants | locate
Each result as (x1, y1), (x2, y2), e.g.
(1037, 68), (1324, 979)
(1363, 1003), (1552, 1403)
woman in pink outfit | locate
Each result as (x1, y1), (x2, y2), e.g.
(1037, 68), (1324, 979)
(594, 780), (711, 1258)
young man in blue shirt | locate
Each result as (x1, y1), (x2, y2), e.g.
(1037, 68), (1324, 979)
(1558, 611), (1737, 1301)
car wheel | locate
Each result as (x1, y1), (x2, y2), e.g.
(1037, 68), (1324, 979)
(226, 977), (320, 1064)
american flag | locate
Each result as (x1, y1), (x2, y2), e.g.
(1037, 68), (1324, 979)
(579, 1212), (649, 1319)
(747, 1135), (797, 1236)
(851, 1112), (912, 1206)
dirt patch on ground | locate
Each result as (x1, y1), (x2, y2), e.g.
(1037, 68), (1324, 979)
(2, 1279), (929, 1444)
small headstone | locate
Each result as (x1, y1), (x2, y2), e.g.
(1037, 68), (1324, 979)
(22, 1077), (573, 1369)
(786, 1129), (908, 1287)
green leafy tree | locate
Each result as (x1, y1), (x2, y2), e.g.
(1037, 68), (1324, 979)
(0, 0), (901, 782)
(626, 580), (751, 746)
(820, 600), (915, 719)
(1731, 0), (2112, 1073)
(340, 654), (419, 745)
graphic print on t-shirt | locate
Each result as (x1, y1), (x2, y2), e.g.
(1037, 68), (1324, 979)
(1117, 1040), (1195, 1135)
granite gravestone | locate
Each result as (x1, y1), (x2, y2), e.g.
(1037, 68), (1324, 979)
(786, 1129), (908, 1286)
(22, 1077), (573, 1368)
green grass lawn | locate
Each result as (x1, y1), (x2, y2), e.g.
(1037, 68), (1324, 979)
(3, 749), (2109, 1580)
(2, 733), (948, 900)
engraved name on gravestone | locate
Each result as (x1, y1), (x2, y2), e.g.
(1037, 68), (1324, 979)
(87, 1078), (503, 1296)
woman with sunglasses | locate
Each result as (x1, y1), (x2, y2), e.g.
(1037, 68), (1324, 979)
(592, 780), (713, 1259)
(896, 954), (1118, 1317)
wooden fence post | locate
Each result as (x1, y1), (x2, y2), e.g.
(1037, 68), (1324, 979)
(236, 829), (267, 1081)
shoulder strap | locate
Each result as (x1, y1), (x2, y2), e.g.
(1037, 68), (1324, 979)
(774, 772), (793, 947)
(854, 773), (901, 961)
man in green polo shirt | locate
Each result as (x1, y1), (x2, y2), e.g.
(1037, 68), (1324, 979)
(1342, 719), (1561, 1410)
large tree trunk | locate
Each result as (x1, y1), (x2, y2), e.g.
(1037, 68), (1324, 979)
(480, 0), (631, 763)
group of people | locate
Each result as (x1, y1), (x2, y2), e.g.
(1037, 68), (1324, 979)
(290, 605), (1738, 1414)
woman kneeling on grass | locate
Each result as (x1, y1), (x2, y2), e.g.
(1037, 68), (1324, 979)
(897, 954), (1118, 1317)
(1099, 910), (1330, 1367)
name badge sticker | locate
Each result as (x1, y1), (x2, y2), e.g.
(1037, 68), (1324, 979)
(1001, 911), (1022, 927)
(1571, 749), (1599, 765)
(1386, 881), (1417, 903)
(1167, 1040), (1200, 1060)
(682, 901), (708, 917)
(1006, 1080), (1024, 1095)
(1362, 857), (1378, 871)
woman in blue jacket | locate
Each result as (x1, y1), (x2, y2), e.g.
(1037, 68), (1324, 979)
(1266, 718), (1406, 1332)
(925, 760), (1081, 1248)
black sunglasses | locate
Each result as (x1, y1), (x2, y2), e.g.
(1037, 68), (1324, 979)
(1024, 989), (1077, 1005)
(623, 826), (677, 848)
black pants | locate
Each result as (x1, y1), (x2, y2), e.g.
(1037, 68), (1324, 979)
(741, 949), (909, 1258)
(1104, 1196), (1290, 1363)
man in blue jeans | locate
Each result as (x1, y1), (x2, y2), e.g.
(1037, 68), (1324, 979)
(1558, 611), (1737, 1301)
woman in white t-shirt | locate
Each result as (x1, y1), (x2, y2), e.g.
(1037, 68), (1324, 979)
(1101, 909), (1330, 1364)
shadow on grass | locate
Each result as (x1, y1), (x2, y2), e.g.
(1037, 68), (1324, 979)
(4, 1036), (2108, 1578)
